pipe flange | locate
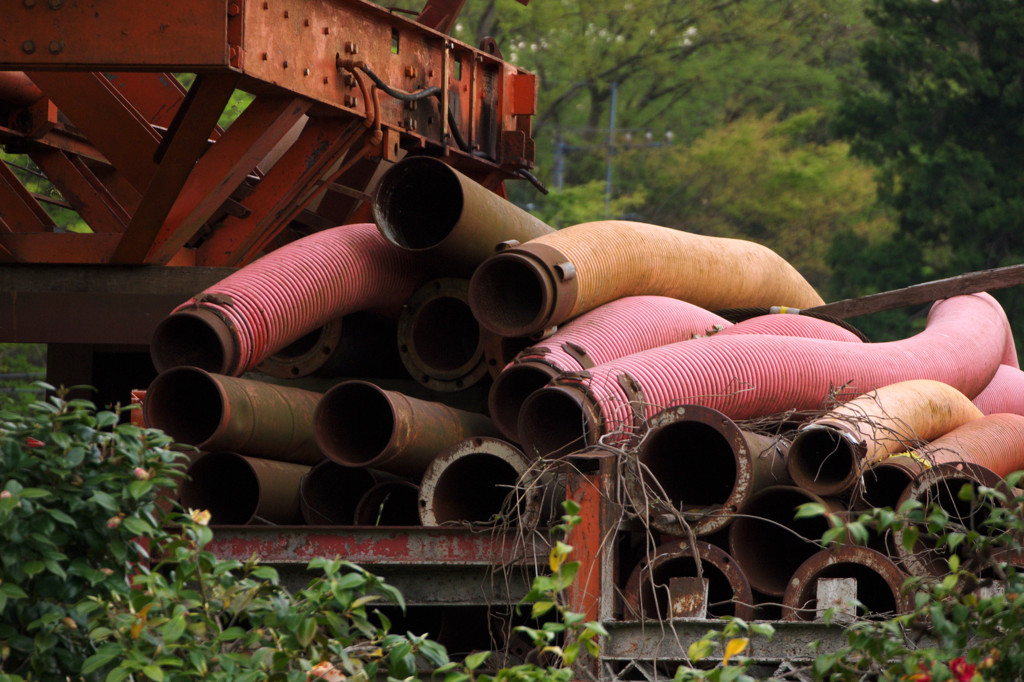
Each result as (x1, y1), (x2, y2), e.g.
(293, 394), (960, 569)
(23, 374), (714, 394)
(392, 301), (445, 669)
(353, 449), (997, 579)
(258, 318), (344, 379)
(399, 278), (489, 392)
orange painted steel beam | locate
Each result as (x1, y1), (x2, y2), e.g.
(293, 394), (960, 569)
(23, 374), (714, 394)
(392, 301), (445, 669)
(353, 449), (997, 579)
(143, 96), (312, 264)
(29, 149), (126, 233)
(27, 71), (161, 193)
(112, 73), (239, 264)
(197, 116), (361, 266)
(0, 159), (55, 232)
(0, 233), (119, 264)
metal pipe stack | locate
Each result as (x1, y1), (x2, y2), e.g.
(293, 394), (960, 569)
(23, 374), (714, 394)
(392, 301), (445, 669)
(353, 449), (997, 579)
(145, 156), (1024, 623)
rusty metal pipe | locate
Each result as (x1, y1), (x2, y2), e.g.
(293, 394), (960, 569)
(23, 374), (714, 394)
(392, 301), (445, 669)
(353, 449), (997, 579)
(623, 539), (754, 620)
(728, 486), (843, 597)
(468, 220), (824, 338)
(788, 380), (983, 497)
(624, 405), (791, 537)
(314, 380), (498, 476)
(144, 367), (324, 465)
(180, 452), (308, 525)
(372, 156), (553, 276)
(895, 461), (1007, 577)
(259, 313), (406, 380)
(299, 460), (381, 525)
(0, 72), (44, 106)
(354, 480), (421, 526)
(398, 278), (488, 392)
(781, 546), (909, 621)
(856, 455), (926, 510)
(419, 437), (542, 527)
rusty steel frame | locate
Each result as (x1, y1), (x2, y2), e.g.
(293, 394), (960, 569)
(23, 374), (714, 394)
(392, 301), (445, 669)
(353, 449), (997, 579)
(0, 0), (537, 268)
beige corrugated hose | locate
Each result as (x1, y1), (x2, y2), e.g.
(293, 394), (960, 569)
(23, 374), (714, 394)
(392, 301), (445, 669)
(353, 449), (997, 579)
(468, 220), (825, 337)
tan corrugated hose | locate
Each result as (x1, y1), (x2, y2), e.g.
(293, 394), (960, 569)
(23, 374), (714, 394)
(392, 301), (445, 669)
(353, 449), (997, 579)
(468, 220), (825, 337)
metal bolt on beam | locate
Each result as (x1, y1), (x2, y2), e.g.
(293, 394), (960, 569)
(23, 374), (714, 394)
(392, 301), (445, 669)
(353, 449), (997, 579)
(21, 41), (35, 54)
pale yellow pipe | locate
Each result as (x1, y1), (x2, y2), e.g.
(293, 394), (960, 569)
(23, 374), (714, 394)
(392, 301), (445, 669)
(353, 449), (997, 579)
(468, 220), (824, 337)
(788, 379), (984, 495)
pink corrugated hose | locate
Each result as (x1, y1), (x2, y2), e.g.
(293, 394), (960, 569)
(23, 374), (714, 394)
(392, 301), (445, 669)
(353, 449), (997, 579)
(488, 296), (732, 441)
(518, 293), (1012, 458)
(715, 312), (864, 343)
(150, 223), (427, 376)
(973, 364), (1024, 416)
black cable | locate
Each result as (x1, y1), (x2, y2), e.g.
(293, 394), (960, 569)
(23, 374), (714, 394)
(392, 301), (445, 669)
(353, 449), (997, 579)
(356, 62), (440, 102)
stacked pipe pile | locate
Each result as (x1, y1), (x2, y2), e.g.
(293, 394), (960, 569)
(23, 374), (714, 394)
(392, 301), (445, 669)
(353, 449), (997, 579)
(144, 156), (1024, 623)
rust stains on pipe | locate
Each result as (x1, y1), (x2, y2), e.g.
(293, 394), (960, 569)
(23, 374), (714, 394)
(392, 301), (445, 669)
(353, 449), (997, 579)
(895, 462), (1007, 577)
(299, 460), (380, 525)
(624, 405), (791, 537)
(728, 486), (843, 597)
(314, 380), (498, 476)
(354, 480), (421, 526)
(398, 278), (489, 392)
(623, 539), (754, 621)
(517, 384), (603, 459)
(782, 546), (909, 621)
(788, 380), (983, 496)
(856, 455), (926, 511)
(150, 307), (238, 376)
(481, 330), (532, 380)
(180, 452), (309, 525)
(373, 156), (553, 276)
(259, 313), (406, 380)
(419, 437), (541, 527)
(468, 220), (825, 337)
(489, 362), (561, 442)
(144, 367), (324, 465)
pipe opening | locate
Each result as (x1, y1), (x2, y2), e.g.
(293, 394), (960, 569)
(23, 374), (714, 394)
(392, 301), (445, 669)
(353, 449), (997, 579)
(411, 296), (481, 373)
(374, 158), (463, 250)
(144, 368), (223, 448)
(180, 453), (259, 525)
(300, 461), (377, 525)
(355, 482), (421, 526)
(489, 363), (559, 441)
(151, 312), (229, 374)
(729, 488), (831, 596)
(429, 454), (519, 523)
(787, 563), (898, 621)
(789, 428), (857, 493)
(519, 387), (591, 459)
(316, 383), (395, 466)
(858, 463), (916, 510)
(640, 421), (736, 508)
(638, 557), (741, 619)
(273, 326), (324, 360)
(470, 256), (548, 336)
(905, 474), (997, 575)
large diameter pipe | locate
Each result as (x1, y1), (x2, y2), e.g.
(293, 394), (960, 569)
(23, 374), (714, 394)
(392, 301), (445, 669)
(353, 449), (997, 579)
(781, 546), (909, 621)
(151, 223), (427, 376)
(489, 296), (732, 441)
(419, 437), (545, 527)
(144, 367), (324, 465)
(715, 311), (865, 343)
(518, 293), (1008, 459)
(787, 379), (983, 496)
(728, 486), (843, 597)
(856, 456), (926, 511)
(299, 460), (381, 525)
(314, 380), (498, 476)
(354, 480), (421, 526)
(398, 278), (488, 392)
(372, 156), (553, 275)
(623, 404), (790, 537)
(895, 462), (1007, 577)
(258, 313), (406, 380)
(180, 452), (309, 525)
(468, 220), (825, 337)
(973, 364), (1024, 416)
(623, 539), (754, 620)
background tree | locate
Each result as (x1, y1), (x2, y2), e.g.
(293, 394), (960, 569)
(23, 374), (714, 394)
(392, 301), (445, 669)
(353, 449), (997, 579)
(833, 0), (1024, 344)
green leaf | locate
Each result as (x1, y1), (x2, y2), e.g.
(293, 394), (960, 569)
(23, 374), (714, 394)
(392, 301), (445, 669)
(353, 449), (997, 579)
(121, 517), (153, 536)
(82, 645), (122, 674)
(23, 560), (44, 577)
(901, 527), (919, 552)
(295, 618), (317, 647)
(162, 614), (186, 643)
(794, 502), (826, 519)
(90, 490), (118, 511)
(464, 650), (491, 671)
(531, 600), (556, 618)
(65, 446), (86, 467)
(1, 584), (28, 599)
(688, 638), (714, 662)
(142, 665), (164, 682)
(128, 480), (152, 500)
(251, 566), (279, 582)
(47, 509), (77, 527)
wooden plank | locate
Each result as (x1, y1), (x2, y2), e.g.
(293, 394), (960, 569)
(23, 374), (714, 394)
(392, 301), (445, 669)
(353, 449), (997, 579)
(806, 263), (1024, 319)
